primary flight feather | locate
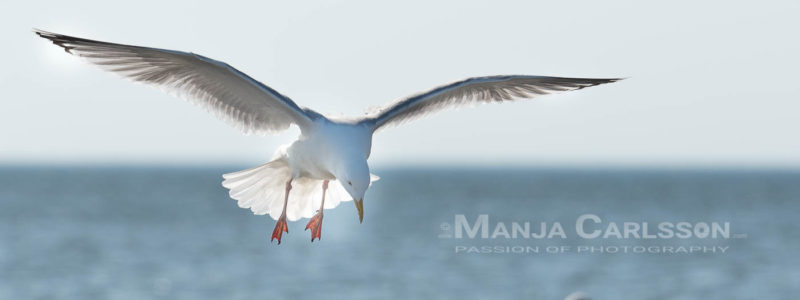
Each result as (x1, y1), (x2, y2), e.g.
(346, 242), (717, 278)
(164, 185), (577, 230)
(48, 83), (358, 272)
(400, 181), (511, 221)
(35, 29), (622, 244)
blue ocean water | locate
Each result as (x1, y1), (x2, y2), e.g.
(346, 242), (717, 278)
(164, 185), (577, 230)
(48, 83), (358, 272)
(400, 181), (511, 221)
(0, 166), (798, 299)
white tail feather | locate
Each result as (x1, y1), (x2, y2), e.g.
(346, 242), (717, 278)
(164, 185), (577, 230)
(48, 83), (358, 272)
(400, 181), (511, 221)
(221, 160), (379, 221)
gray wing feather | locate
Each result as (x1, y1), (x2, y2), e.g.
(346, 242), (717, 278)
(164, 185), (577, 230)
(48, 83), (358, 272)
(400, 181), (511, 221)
(34, 29), (316, 135)
(363, 75), (621, 131)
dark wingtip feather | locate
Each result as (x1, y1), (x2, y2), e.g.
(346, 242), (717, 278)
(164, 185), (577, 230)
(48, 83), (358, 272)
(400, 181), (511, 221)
(564, 77), (625, 91)
(33, 29), (78, 54)
(582, 77), (626, 88)
(592, 77), (624, 83)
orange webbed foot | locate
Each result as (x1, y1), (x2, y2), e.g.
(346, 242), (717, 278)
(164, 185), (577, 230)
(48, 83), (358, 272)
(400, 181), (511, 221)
(271, 214), (289, 244)
(305, 210), (324, 242)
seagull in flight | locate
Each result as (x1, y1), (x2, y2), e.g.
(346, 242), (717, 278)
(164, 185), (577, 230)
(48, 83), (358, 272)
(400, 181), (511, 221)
(35, 29), (622, 244)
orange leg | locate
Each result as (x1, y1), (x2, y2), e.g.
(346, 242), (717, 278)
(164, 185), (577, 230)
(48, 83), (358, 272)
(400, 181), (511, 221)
(305, 180), (328, 242)
(271, 180), (292, 244)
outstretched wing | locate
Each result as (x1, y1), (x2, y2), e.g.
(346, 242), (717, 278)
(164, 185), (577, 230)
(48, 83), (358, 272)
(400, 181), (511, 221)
(362, 75), (621, 131)
(34, 29), (318, 135)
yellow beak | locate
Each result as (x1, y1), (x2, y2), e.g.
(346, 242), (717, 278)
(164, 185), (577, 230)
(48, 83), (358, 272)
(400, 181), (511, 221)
(354, 198), (364, 223)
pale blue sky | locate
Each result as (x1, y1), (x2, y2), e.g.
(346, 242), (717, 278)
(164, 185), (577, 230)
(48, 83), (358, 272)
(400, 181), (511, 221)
(2, 0), (799, 167)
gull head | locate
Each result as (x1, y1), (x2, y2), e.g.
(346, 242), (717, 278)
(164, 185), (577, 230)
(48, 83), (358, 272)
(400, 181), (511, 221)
(333, 158), (370, 223)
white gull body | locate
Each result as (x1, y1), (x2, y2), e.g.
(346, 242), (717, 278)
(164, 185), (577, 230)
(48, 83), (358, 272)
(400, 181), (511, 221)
(223, 118), (376, 222)
(35, 29), (621, 243)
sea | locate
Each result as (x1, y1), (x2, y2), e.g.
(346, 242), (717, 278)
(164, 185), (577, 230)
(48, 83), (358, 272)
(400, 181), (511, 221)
(0, 166), (798, 299)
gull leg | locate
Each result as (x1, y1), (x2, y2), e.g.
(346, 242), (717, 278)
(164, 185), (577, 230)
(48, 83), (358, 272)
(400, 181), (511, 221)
(271, 179), (292, 244)
(305, 180), (328, 242)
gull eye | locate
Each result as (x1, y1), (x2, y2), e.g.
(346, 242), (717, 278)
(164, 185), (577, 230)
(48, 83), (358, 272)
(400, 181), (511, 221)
(348, 181), (352, 186)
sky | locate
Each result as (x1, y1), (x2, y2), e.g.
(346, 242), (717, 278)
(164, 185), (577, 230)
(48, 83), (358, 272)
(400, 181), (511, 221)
(1, 0), (799, 168)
